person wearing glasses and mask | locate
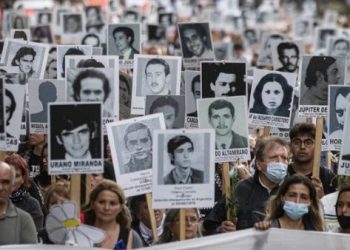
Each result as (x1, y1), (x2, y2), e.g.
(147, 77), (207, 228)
(288, 123), (336, 199)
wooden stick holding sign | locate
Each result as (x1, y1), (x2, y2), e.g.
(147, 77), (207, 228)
(312, 117), (324, 178)
(145, 193), (159, 242)
(69, 174), (81, 217)
(221, 162), (231, 220)
(179, 208), (185, 240)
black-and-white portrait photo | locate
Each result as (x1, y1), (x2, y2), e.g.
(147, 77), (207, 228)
(107, 23), (141, 60)
(197, 96), (250, 162)
(315, 27), (337, 51)
(29, 79), (65, 133)
(300, 56), (345, 106)
(294, 19), (312, 38)
(49, 103), (103, 175)
(44, 46), (57, 79)
(11, 29), (30, 41)
(147, 24), (166, 42)
(243, 28), (258, 47)
(178, 22), (215, 68)
(249, 69), (297, 128)
(36, 11), (52, 25)
(152, 129), (215, 209)
(185, 70), (201, 118)
(258, 32), (286, 66)
(158, 12), (175, 27)
(0, 66), (25, 85)
(328, 85), (350, 151)
(106, 113), (166, 197)
(10, 13), (29, 30)
(339, 103), (350, 175)
(122, 9), (139, 23)
(1, 39), (49, 80)
(131, 54), (182, 115)
(56, 45), (93, 80)
(81, 33), (101, 47)
(61, 13), (84, 34)
(85, 6), (104, 30)
(201, 62), (246, 98)
(145, 95), (185, 129)
(66, 67), (117, 118)
(5, 83), (25, 147)
(30, 25), (54, 44)
(272, 40), (303, 73)
(214, 42), (233, 61)
(328, 37), (350, 59)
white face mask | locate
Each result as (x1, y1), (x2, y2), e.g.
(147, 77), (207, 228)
(265, 162), (288, 183)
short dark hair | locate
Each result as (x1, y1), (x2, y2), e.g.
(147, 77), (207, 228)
(304, 56), (336, 88)
(191, 75), (200, 94)
(5, 89), (16, 126)
(277, 42), (299, 57)
(332, 38), (350, 51)
(149, 96), (178, 116)
(167, 135), (193, 165)
(13, 30), (28, 40)
(336, 185), (350, 216)
(289, 123), (316, 140)
(119, 73), (131, 95)
(255, 137), (289, 162)
(76, 58), (104, 68)
(180, 23), (210, 48)
(82, 33), (100, 46)
(208, 99), (234, 118)
(61, 47), (85, 77)
(113, 26), (135, 45)
(145, 58), (170, 76)
(11, 47), (36, 66)
(72, 69), (111, 102)
(123, 122), (152, 148)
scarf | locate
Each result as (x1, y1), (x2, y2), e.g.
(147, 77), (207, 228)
(139, 215), (165, 245)
(10, 187), (28, 203)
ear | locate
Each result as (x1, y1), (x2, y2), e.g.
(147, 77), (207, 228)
(255, 160), (263, 172)
(210, 82), (215, 92)
(56, 136), (63, 145)
(315, 71), (324, 81)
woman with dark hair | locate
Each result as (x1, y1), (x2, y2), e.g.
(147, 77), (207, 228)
(250, 73), (293, 117)
(83, 180), (142, 249)
(335, 186), (350, 233)
(255, 174), (324, 231)
(4, 154), (44, 232)
(158, 208), (202, 243)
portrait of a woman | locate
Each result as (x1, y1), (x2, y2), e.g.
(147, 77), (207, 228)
(250, 72), (293, 117)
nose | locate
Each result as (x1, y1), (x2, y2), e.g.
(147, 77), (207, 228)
(73, 133), (81, 144)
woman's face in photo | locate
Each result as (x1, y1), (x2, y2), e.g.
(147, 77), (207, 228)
(261, 81), (284, 109)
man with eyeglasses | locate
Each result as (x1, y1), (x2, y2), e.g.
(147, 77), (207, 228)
(289, 123), (336, 198)
(122, 122), (152, 174)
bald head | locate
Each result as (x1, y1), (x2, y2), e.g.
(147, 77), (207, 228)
(0, 162), (15, 185)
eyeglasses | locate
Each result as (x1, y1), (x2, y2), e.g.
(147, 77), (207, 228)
(291, 138), (314, 148)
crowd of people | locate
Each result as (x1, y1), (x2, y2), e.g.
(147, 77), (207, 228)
(1, 0), (350, 249)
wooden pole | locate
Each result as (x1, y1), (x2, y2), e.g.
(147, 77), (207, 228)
(312, 117), (323, 178)
(85, 174), (91, 203)
(69, 174), (81, 217)
(221, 162), (231, 220)
(145, 193), (159, 243)
(179, 208), (185, 241)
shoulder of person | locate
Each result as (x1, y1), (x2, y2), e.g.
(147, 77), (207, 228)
(236, 176), (254, 192)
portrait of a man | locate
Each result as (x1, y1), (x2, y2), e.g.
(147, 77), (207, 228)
(178, 23), (213, 59)
(208, 99), (248, 149)
(187, 74), (201, 117)
(112, 26), (139, 59)
(202, 62), (245, 98)
(63, 14), (83, 34)
(50, 104), (101, 160)
(317, 28), (336, 50)
(301, 56), (342, 106)
(259, 33), (285, 66)
(276, 42), (300, 73)
(72, 69), (112, 117)
(31, 81), (57, 123)
(11, 46), (36, 79)
(330, 38), (350, 58)
(163, 135), (203, 184)
(329, 87), (350, 138)
(144, 58), (171, 95)
(122, 122), (152, 174)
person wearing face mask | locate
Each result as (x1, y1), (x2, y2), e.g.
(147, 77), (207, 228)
(254, 174), (324, 231)
(203, 137), (289, 234)
(336, 186), (350, 233)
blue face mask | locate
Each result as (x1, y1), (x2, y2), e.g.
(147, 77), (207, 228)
(283, 201), (309, 220)
(265, 162), (288, 183)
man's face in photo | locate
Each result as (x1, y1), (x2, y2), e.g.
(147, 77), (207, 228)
(114, 31), (131, 52)
(126, 128), (151, 161)
(5, 94), (13, 125)
(153, 105), (176, 129)
(146, 64), (168, 94)
(335, 93), (350, 128)
(66, 17), (79, 33)
(332, 41), (349, 58)
(210, 72), (236, 96)
(79, 77), (105, 102)
(279, 48), (299, 72)
(173, 142), (193, 169)
(58, 123), (91, 159)
(119, 79), (130, 106)
(183, 28), (205, 57)
(192, 80), (201, 100)
(209, 107), (234, 136)
(17, 54), (34, 74)
(325, 62), (340, 86)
